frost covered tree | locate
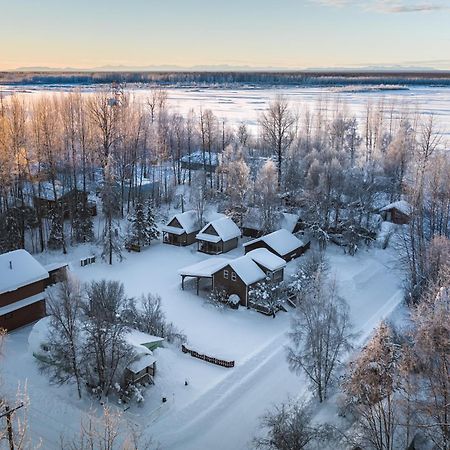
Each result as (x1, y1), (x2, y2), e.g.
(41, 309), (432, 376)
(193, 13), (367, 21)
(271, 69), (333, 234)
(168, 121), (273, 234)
(248, 280), (284, 316)
(123, 293), (185, 344)
(259, 95), (296, 187)
(288, 250), (328, 305)
(342, 322), (401, 450)
(46, 277), (84, 399)
(287, 273), (353, 402)
(81, 280), (132, 398)
(255, 160), (279, 233)
(253, 400), (326, 450)
(401, 281), (450, 450)
(61, 404), (156, 450)
(101, 154), (123, 264)
(206, 288), (230, 310)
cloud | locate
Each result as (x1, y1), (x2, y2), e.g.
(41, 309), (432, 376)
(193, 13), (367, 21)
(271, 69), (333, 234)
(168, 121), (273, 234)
(313, 0), (450, 13)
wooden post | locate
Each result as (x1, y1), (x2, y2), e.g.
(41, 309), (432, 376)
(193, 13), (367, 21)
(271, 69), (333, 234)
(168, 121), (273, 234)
(181, 276), (184, 290)
(196, 277), (199, 295)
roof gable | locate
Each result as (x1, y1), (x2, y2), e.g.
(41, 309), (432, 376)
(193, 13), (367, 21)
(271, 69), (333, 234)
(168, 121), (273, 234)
(199, 217), (240, 242)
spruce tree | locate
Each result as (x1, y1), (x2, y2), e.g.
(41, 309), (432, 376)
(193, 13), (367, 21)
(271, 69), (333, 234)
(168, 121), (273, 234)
(73, 198), (94, 243)
(127, 201), (147, 248)
(0, 211), (21, 252)
(48, 209), (65, 250)
(144, 199), (160, 246)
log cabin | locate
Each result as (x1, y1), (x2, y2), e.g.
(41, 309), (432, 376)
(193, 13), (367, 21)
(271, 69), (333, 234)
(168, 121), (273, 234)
(162, 210), (200, 246)
(0, 249), (49, 331)
(196, 216), (241, 254)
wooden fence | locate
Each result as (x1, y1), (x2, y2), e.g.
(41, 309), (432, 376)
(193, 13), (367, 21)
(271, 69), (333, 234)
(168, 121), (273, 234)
(181, 344), (235, 368)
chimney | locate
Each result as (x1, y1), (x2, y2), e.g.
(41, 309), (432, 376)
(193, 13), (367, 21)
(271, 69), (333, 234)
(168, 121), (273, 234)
(9, 261), (12, 270)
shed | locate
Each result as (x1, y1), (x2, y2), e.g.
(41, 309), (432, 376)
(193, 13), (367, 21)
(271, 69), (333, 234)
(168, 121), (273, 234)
(162, 210), (200, 246)
(379, 200), (411, 225)
(196, 217), (241, 254)
(244, 229), (310, 261)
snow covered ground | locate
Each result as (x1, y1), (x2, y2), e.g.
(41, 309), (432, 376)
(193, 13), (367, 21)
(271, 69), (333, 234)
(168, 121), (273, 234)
(1, 237), (405, 449)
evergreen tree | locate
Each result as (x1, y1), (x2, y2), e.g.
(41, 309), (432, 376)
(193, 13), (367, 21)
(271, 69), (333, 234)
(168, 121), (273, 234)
(126, 201), (147, 248)
(144, 199), (160, 246)
(48, 209), (65, 250)
(0, 211), (21, 252)
(73, 198), (94, 243)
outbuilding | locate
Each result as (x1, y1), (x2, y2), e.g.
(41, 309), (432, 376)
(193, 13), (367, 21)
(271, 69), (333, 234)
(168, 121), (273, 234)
(243, 229), (310, 261)
(379, 200), (411, 225)
(196, 217), (241, 254)
(162, 210), (200, 246)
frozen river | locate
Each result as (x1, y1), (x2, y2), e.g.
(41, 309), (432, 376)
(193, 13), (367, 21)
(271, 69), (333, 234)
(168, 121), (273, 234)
(2, 84), (450, 136)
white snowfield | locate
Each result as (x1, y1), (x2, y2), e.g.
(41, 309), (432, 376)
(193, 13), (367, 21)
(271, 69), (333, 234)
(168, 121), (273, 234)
(1, 242), (404, 450)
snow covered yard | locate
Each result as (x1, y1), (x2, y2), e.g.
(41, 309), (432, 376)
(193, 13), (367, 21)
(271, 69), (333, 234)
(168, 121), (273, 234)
(1, 240), (405, 449)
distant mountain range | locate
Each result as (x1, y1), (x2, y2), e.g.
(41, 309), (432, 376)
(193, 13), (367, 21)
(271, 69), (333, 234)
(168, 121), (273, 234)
(9, 64), (450, 73)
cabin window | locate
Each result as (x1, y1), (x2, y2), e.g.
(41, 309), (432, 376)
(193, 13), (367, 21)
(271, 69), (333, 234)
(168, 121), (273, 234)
(224, 270), (229, 279)
(231, 272), (237, 281)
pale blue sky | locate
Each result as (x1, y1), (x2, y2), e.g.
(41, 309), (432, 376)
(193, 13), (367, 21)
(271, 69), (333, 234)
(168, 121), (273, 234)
(1, 0), (449, 70)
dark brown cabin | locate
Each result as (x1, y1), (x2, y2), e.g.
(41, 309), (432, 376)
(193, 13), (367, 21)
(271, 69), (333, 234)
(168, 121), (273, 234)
(0, 250), (49, 331)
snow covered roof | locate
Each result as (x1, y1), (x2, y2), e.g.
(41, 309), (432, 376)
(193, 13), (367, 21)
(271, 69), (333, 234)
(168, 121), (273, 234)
(44, 262), (68, 273)
(380, 200), (412, 216)
(227, 256), (267, 285)
(278, 213), (299, 233)
(125, 329), (165, 349)
(127, 353), (157, 374)
(243, 229), (305, 257)
(0, 292), (46, 315)
(197, 217), (241, 242)
(246, 248), (286, 272)
(164, 210), (200, 234)
(181, 150), (220, 166)
(0, 250), (49, 295)
(178, 257), (230, 278)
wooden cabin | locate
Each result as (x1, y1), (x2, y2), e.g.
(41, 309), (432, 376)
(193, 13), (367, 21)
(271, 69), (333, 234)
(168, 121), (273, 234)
(162, 210), (200, 246)
(0, 249), (49, 331)
(379, 200), (411, 225)
(212, 255), (267, 307)
(244, 229), (310, 262)
(196, 217), (241, 255)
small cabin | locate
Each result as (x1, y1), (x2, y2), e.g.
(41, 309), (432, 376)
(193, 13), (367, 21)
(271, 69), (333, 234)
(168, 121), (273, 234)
(379, 200), (411, 225)
(244, 229), (310, 262)
(196, 217), (241, 255)
(162, 210), (200, 246)
(0, 250), (49, 331)
(212, 255), (267, 307)
(123, 330), (164, 386)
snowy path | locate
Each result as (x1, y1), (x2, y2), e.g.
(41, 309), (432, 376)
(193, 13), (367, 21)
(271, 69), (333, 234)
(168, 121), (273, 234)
(154, 289), (403, 450)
